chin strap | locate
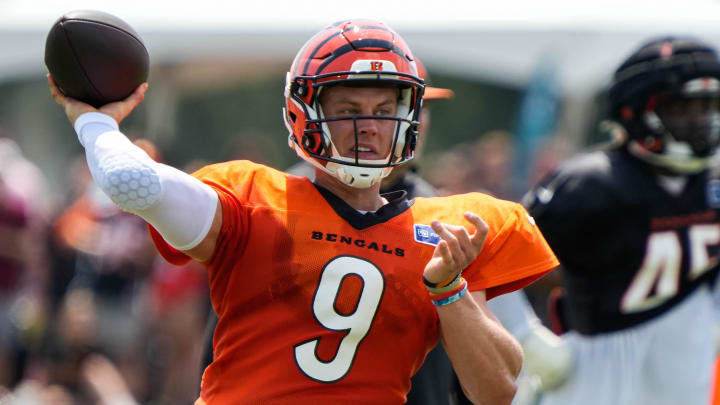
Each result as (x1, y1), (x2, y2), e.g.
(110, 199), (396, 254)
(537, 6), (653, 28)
(627, 139), (712, 174)
(326, 161), (391, 189)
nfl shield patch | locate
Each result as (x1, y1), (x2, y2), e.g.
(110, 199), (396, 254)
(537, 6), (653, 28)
(414, 224), (441, 246)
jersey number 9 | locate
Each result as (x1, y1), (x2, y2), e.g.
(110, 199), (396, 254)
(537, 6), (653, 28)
(294, 256), (385, 382)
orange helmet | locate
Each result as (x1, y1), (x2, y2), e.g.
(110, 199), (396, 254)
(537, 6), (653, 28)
(283, 19), (424, 188)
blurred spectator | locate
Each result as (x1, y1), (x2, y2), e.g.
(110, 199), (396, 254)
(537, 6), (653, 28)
(0, 351), (137, 405)
(466, 130), (515, 199)
(0, 136), (50, 392)
(44, 140), (162, 402)
(81, 353), (139, 405)
(0, 136), (52, 219)
(527, 136), (573, 188)
(2, 137), (207, 404)
(429, 130), (515, 199)
(142, 256), (207, 404)
(429, 130), (570, 201)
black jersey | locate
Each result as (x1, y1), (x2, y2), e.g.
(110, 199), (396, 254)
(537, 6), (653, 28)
(524, 147), (720, 335)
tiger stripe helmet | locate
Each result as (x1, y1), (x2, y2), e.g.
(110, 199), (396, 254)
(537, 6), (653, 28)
(283, 19), (425, 188)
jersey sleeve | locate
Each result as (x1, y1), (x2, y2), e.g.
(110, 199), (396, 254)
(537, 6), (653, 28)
(523, 154), (616, 272)
(463, 201), (559, 300)
(148, 224), (192, 265)
(147, 161), (257, 274)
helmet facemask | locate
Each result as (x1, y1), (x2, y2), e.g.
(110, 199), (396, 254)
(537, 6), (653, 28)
(629, 77), (720, 174)
(607, 36), (720, 175)
(286, 66), (423, 188)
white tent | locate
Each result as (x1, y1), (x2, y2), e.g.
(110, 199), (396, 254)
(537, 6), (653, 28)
(3, 0), (720, 96)
(4, 0), (720, 198)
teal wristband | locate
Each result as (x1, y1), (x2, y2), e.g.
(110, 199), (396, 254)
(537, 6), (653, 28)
(431, 283), (468, 307)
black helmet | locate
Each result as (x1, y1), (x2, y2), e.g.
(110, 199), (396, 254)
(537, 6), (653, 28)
(609, 36), (720, 173)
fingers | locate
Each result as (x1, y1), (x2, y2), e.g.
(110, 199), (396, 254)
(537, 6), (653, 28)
(99, 82), (148, 124)
(431, 213), (488, 268)
(449, 221), (475, 261)
(437, 240), (454, 268)
(431, 220), (464, 259)
(431, 220), (470, 268)
(48, 73), (97, 125)
(130, 82), (148, 103)
(464, 211), (489, 249)
(47, 74), (68, 106)
(423, 213), (489, 284)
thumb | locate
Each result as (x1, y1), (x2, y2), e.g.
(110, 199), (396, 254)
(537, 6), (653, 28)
(99, 82), (148, 123)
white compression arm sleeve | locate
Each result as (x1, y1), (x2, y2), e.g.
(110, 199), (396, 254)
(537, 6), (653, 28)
(74, 112), (218, 251)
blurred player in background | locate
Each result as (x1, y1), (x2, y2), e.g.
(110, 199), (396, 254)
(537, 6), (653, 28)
(524, 36), (720, 405)
(49, 19), (559, 404)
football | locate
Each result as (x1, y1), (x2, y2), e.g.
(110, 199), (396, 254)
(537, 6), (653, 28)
(44, 10), (149, 108)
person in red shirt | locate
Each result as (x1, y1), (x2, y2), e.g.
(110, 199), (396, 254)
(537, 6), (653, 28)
(49, 19), (558, 405)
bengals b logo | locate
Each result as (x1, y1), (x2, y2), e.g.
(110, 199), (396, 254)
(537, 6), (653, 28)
(370, 61), (384, 71)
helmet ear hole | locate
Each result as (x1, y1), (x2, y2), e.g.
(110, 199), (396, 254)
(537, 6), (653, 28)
(302, 132), (323, 154)
(302, 134), (315, 150)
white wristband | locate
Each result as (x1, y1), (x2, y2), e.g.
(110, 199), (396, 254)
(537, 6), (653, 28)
(74, 112), (119, 147)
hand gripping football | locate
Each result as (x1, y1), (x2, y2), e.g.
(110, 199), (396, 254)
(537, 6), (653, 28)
(44, 10), (149, 107)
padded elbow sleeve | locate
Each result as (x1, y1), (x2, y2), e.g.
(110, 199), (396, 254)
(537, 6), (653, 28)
(98, 148), (163, 211)
(75, 112), (218, 250)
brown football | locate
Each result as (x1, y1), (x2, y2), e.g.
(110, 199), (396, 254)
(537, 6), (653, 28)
(45, 10), (149, 107)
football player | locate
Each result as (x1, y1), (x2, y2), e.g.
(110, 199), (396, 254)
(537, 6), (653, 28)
(49, 19), (559, 405)
(524, 36), (720, 405)
(195, 59), (458, 403)
(279, 57), (570, 405)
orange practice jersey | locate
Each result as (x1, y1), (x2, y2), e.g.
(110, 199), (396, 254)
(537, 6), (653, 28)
(149, 161), (559, 405)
